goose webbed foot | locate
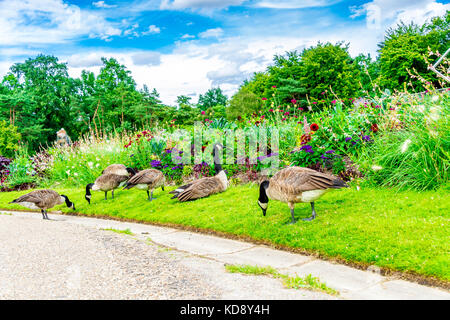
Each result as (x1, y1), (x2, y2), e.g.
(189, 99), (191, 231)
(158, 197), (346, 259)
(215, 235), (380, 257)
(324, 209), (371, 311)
(104, 192), (108, 200)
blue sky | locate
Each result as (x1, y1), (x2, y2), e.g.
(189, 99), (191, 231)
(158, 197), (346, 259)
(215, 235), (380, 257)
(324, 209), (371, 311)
(0, 0), (449, 105)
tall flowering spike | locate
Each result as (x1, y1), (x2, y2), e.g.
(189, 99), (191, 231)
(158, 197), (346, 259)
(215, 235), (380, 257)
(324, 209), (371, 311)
(303, 116), (310, 134)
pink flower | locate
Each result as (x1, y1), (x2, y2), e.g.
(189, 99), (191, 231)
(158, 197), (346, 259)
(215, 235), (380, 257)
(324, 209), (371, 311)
(331, 100), (336, 104)
(298, 107), (304, 111)
(291, 99), (297, 104)
(282, 118), (286, 121)
(262, 97), (267, 101)
(272, 85), (277, 88)
(268, 108), (274, 112)
(312, 102), (317, 104)
(284, 111), (289, 116)
(201, 111), (205, 115)
(321, 91), (326, 95)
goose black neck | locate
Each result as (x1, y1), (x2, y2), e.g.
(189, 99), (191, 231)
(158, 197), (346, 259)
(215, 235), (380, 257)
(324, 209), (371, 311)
(259, 180), (269, 203)
(86, 183), (94, 196)
(61, 195), (72, 207)
(214, 163), (223, 174)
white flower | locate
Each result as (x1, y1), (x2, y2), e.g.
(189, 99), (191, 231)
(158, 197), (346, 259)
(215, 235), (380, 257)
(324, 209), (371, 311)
(66, 170), (70, 176)
(371, 165), (383, 171)
(431, 95), (439, 102)
(400, 139), (411, 153)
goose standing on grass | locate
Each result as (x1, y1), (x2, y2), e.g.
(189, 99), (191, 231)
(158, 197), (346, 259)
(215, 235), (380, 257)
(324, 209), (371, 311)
(85, 173), (129, 204)
(122, 169), (165, 201)
(258, 166), (348, 224)
(170, 143), (228, 202)
(102, 164), (136, 176)
(9, 189), (75, 220)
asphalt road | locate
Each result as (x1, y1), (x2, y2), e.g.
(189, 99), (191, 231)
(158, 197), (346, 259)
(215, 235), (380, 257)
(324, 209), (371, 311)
(0, 212), (335, 300)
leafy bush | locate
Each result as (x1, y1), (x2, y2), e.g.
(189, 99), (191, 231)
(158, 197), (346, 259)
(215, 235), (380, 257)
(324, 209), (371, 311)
(0, 121), (21, 158)
(359, 88), (449, 190)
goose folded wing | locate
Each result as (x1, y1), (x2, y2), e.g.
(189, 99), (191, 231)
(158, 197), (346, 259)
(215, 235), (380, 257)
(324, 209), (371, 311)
(176, 177), (221, 202)
(273, 167), (338, 194)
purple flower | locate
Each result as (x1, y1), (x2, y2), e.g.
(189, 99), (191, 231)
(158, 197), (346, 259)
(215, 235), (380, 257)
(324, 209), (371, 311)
(171, 166), (179, 170)
(320, 155), (329, 160)
(362, 135), (371, 142)
(345, 137), (352, 142)
(300, 145), (314, 153)
(150, 160), (162, 168)
(325, 150), (335, 154)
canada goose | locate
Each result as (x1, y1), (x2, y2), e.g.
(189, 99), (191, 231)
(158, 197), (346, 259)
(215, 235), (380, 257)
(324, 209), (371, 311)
(102, 164), (136, 176)
(9, 189), (75, 219)
(85, 173), (129, 204)
(170, 143), (228, 202)
(258, 166), (348, 223)
(122, 169), (165, 201)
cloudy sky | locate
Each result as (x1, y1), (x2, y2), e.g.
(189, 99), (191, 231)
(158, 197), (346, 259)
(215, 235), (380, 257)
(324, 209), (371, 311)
(0, 0), (449, 105)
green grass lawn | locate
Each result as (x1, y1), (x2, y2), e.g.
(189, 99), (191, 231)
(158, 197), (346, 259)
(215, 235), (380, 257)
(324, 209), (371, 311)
(1, 184), (449, 282)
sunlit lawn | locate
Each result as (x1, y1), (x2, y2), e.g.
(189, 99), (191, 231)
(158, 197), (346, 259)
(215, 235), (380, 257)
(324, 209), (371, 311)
(1, 184), (448, 281)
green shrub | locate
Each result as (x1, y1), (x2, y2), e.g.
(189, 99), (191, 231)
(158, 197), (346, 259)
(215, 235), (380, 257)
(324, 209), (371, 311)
(0, 121), (21, 158)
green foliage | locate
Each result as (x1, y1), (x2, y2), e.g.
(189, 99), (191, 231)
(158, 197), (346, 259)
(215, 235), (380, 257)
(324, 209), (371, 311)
(5, 145), (34, 187)
(197, 87), (228, 111)
(300, 42), (361, 104)
(0, 121), (21, 157)
(377, 11), (450, 92)
(360, 90), (449, 191)
(227, 86), (262, 119)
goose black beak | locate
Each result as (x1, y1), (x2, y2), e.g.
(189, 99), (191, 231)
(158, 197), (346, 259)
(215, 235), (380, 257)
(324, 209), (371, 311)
(262, 208), (267, 216)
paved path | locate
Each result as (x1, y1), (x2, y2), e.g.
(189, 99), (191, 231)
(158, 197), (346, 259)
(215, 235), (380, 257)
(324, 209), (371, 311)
(0, 210), (448, 300)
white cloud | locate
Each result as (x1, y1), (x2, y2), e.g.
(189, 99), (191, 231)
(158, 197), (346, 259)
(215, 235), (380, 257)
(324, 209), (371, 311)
(0, 0), (123, 45)
(255, 0), (342, 9)
(131, 52), (162, 66)
(181, 34), (196, 39)
(160, 0), (245, 10)
(143, 25), (161, 35)
(350, 0), (450, 30)
(92, 1), (117, 8)
(198, 28), (224, 38)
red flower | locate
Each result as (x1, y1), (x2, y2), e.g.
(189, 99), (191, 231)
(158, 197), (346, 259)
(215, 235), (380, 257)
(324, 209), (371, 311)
(310, 123), (319, 131)
(268, 108), (274, 112)
(262, 97), (267, 101)
(272, 85), (277, 88)
(370, 123), (379, 132)
(291, 99), (297, 104)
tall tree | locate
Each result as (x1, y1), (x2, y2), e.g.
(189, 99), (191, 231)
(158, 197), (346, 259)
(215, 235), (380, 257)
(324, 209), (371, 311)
(197, 87), (227, 111)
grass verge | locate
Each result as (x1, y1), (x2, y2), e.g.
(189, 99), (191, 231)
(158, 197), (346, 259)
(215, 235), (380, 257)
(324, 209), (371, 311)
(225, 264), (338, 295)
(1, 184), (448, 286)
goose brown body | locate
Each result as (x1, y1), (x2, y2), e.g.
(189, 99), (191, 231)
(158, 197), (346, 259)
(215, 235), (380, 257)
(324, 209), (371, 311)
(123, 169), (165, 201)
(170, 143), (228, 202)
(102, 164), (132, 176)
(10, 189), (75, 219)
(85, 173), (130, 203)
(259, 166), (348, 223)
(170, 170), (228, 202)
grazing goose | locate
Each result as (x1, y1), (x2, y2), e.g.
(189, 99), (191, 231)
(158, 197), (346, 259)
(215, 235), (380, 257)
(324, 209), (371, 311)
(122, 169), (165, 201)
(85, 173), (129, 204)
(102, 164), (136, 176)
(258, 166), (348, 224)
(9, 189), (75, 220)
(170, 143), (228, 202)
